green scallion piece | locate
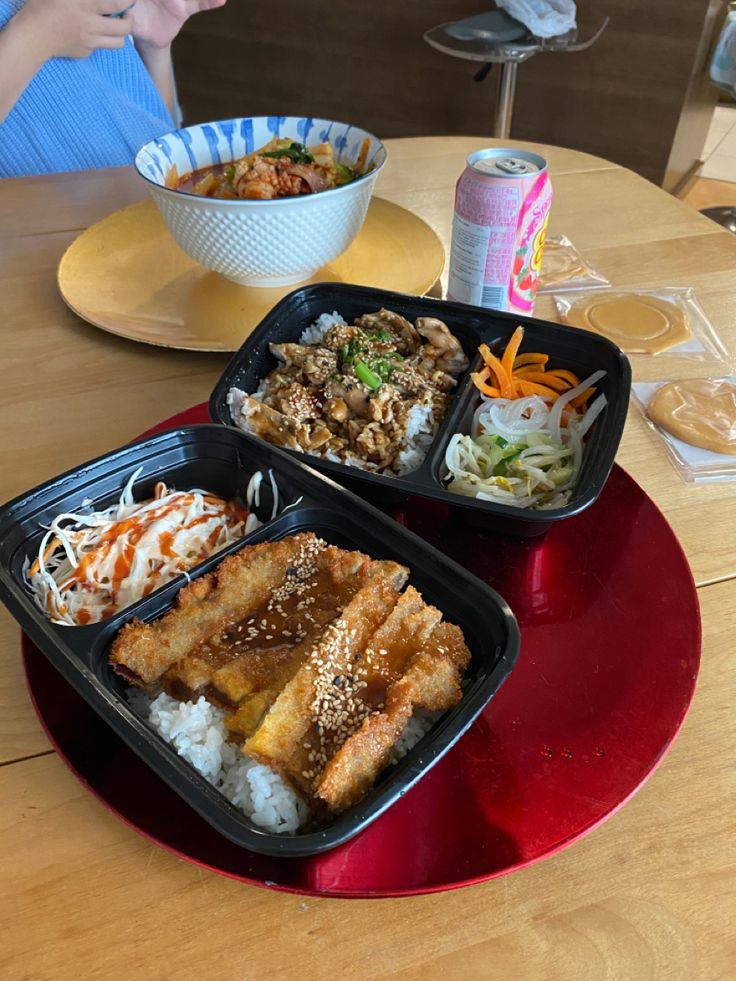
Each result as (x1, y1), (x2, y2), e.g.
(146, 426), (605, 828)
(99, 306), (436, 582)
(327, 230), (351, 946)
(262, 142), (314, 165)
(355, 361), (382, 390)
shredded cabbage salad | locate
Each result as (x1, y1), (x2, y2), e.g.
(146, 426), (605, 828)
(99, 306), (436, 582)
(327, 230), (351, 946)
(25, 469), (282, 626)
(445, 370), (607, 509)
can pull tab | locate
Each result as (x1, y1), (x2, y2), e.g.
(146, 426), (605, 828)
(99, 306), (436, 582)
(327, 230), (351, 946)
(497, 157), (529, 175)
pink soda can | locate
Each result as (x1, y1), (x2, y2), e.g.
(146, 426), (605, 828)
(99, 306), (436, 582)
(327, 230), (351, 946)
(447, 148), (552, 315)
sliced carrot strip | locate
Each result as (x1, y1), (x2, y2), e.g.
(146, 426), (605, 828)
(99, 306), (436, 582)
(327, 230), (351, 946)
(514, 371), (571, 392)
(28, 536), (63, 577)
(474, 334), (599, 415)
(501, 326), (524, 381)
(513, 364), (546, 377)
(513, 353), (549, 368)
(546, 368), (581, 387)
(516, 379), (559, 399)
(478, 344), (513, 397)
(471, 373), (501, 398)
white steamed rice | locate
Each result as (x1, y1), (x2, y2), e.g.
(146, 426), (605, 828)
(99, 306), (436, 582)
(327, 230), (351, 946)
(128, 689), (437, 834)
(395, 403), (436, 475)
(298, 310), (347, 345)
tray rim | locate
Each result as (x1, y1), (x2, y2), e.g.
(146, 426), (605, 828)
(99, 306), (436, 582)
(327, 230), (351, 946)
(208, 281), (632, 534)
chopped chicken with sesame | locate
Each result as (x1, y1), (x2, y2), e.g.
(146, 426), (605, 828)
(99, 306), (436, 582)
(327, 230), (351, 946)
(227, 309), (469, 476)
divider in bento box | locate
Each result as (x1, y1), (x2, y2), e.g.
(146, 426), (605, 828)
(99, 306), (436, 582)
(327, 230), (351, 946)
(207, 282), (631, 536)
(0, 424), (519, 857)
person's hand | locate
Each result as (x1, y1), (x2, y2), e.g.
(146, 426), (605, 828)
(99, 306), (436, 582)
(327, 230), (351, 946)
(131, 0), (226, 50)
(14, 0), (133, 61)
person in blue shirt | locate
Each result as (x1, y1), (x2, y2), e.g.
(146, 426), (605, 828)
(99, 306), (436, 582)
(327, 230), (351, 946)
(0, 0), (226, 177)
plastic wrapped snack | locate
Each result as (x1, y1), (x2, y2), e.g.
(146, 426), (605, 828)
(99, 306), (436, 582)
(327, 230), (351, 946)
(537, 235), (610, 293)
(553, 287), (729, 362)
(631, 377), (736, 483)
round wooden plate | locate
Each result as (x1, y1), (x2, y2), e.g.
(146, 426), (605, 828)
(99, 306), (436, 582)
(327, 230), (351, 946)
(21, 404), (701, 899)
(57, 198), (445, 352)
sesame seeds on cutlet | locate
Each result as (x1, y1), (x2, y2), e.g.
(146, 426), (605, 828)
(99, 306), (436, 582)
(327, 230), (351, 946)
(209, 536), (327, 651)
(302, 618), (373, 780)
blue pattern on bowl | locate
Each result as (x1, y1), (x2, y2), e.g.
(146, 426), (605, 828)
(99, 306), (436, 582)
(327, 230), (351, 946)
(136, 116), (386, 188)
(200, 125), (222, 166)
(296, 117), (315, 143)
(240, 119), (254, 154)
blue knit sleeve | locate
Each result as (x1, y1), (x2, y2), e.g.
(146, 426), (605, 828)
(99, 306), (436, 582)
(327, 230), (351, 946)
(0, 1), (174, 176)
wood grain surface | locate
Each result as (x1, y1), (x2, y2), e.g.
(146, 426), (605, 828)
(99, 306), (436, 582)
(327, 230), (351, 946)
(0, 138), (734, 980)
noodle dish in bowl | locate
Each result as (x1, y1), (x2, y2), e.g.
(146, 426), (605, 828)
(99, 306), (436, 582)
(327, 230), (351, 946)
(134, 116), (387, 287)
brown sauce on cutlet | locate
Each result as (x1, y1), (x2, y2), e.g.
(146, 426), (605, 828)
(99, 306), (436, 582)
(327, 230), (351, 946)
(360, 627), (439, 705)
(291, 619), (435, 793)
(187, 565), (354, 693)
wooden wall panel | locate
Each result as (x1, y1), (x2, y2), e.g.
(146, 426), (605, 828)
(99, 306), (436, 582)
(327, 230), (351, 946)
(172, 0), (721, 186)
(172, 2), (499, 138)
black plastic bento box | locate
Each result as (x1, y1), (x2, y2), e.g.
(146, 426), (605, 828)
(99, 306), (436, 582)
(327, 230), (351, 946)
(0, 425), (519, 857)
(209, 283), (632, 537)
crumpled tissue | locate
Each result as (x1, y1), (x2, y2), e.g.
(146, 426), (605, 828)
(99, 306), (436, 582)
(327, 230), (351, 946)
(496, 0), (577, 40)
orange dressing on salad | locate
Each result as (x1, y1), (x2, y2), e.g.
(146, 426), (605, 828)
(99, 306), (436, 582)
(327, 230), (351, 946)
(113, 547), (134, 583)
(29, 482), (251, 625)
(160, 530), (176, 558)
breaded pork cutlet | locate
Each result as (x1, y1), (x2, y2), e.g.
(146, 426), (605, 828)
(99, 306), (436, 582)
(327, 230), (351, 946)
(159, 542), (382, 711)
(316, 619), (470, 811)
(222, 559), (409, 741)
(111, 530), (472, 821)
(110, 534), (336, 688)
(243, 562), (410, 777)
(244, 585), (469, 808)
(110, 533), (413, 751)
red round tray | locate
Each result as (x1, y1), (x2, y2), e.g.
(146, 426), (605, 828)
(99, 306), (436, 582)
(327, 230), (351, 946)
(22, 404), (701, 898)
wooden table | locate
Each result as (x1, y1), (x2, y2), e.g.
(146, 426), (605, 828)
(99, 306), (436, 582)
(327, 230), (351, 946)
(1, 138), (735, 980)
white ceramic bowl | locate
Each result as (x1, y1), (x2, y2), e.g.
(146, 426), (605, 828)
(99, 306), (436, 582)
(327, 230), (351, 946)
(135, 116), (387, 287)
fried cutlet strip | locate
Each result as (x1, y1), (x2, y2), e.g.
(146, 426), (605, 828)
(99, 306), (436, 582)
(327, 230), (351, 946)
(223, 689), (277, 742)
(243, 560), (409, 772)
(161, 543), (373, 706)
(222, 560), (410, 741)
(109, 533), (328, 688)
(316, 619), (471, 812)
(249, 585), (442, 800)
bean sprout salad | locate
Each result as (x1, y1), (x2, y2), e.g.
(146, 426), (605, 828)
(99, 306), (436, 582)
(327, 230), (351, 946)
(444, 328), (607, 509)
(25, 469), (284, 626)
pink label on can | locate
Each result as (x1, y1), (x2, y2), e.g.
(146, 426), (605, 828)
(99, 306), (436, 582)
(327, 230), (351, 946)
(448, 159), (552, 312)
(454, 174), (521, 286)
(507, 171), (552, 314)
